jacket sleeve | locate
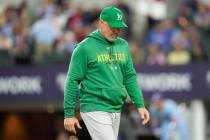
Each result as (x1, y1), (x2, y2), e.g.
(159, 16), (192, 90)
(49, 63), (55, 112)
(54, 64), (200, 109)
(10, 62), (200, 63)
(123, 43), (145, 109)
(64, 45), (87, 118)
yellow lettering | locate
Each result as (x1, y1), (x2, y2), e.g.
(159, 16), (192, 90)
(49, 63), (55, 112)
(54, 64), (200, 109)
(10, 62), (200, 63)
(118, 53), (121, 61)
(97, 55), (102, 62)
(104, 54), (109, 62)
(97, 53), (126, 63)
(121, 53), (125, 61)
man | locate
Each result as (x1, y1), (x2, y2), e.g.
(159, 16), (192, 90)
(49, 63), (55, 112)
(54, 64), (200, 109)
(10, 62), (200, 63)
(149, 93), (190, 140)
(64, 6), (150, 140)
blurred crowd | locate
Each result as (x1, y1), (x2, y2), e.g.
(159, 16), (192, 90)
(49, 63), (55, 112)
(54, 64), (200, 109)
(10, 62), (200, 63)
(134, 0), (210, 66)
(0, 0), (209, 66)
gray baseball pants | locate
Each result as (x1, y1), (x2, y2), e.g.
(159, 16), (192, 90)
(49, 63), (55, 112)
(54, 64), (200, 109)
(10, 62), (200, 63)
(81, 111), (121, 140)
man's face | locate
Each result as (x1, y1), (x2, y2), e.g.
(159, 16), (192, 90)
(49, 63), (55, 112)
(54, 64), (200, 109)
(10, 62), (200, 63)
(99, 20), (121, 42)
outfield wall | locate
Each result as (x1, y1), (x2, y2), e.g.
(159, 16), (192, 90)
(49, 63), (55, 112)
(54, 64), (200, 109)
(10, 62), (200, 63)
(0, 62), (209, 110)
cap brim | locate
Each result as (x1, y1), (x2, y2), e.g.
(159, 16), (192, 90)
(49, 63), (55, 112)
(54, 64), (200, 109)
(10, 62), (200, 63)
(107, 21), (128, 28)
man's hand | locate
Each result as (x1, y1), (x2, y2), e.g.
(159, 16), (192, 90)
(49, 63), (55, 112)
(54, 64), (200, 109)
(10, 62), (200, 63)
(64, 117), (82, 134)
(138, 108), (150, 125)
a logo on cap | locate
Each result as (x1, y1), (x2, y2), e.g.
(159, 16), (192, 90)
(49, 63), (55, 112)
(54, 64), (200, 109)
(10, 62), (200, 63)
(117, 13), (122, 21)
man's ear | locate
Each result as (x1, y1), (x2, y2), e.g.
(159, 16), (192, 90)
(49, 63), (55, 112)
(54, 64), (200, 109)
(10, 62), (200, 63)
(99, 20), (106, 26)
(98, 20), (104, 31)
(99, 19), (102, 24)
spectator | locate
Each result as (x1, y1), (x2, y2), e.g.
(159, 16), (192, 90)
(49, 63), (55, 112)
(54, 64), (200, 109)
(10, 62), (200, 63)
(175, 1), (194, 30)
(30, 16), (61, 64)
(167, 30), (191, 65)
(194, 2), (210, 60)
(147, 21), (175, 52)
(0, 32), (13, 50)
(12, 4), (32, 64)
(191, 45), (207, 62)
(146, 43), (166, 66)
(0, 0), (209, 65)
(129, 41), (143, 65)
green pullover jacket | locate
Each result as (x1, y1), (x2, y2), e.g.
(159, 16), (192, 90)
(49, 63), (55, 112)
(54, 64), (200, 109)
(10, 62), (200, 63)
(64, 30), (145, 118)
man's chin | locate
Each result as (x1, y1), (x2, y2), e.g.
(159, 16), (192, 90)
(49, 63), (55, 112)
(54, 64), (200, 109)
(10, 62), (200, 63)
(107, 37), (117, 42)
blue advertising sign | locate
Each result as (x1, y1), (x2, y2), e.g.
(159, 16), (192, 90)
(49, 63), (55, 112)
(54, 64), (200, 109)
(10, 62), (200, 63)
(0, 63), (209, 110)
(135, 63), (210, 101)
